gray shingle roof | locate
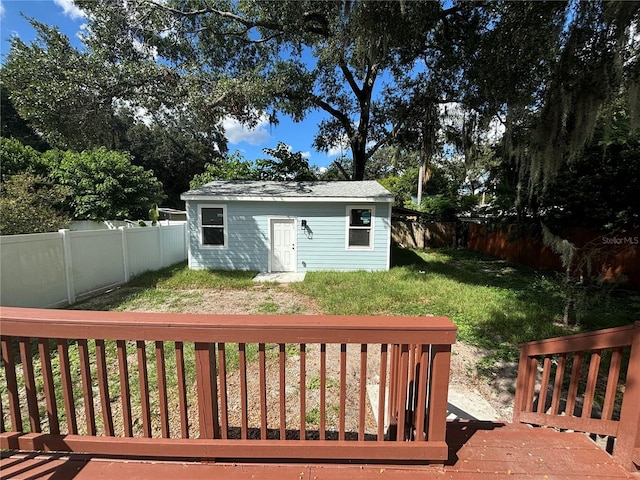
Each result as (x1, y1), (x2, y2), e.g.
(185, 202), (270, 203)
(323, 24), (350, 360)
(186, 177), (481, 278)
(181, 180), (394, 202)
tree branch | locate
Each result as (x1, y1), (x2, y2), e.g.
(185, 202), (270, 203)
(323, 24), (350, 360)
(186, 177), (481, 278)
(310, 95), (354, 137)
(338, 58), (362, 100)
(144, 0), (285, 32)
(333, 159), (351, 180)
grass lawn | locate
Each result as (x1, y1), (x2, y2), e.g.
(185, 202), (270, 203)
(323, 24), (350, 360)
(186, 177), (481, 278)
(293, 246), (639, 372)
(72, 245), (639, 374)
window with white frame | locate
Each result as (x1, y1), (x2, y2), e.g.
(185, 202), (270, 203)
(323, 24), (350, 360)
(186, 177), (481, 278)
(347, 206), (374, 249)
(200, 205), (226, 247)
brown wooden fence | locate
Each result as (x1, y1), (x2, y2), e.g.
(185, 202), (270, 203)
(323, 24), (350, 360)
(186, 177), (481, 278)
(513, 321), (640, 471)
(391, 220), (456, 249)
(467, 224), (640, 290)
(0, 307), (456, 462)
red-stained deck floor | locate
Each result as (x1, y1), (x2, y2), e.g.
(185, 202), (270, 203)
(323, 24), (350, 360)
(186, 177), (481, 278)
(0, 421), (636, 479)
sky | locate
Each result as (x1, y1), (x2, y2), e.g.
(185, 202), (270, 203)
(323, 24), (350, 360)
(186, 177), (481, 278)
(0, 0), (344, 169)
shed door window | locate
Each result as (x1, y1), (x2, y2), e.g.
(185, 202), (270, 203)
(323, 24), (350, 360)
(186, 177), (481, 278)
(348, 207), (372, 248)
(201, 206), (225, 246)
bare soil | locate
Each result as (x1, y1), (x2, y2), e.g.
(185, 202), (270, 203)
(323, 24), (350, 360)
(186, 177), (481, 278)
(73, 284), (516, 439)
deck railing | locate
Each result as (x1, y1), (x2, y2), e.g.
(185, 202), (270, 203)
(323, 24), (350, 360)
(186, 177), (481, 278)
(513, 321), (640, 471)
(0, 307), (456, 462)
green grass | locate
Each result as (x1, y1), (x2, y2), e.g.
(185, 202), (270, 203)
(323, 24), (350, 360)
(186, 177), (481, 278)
(292, 246), (639, 369)
(70, 262), (258, 312)
(127, 262), (257, 289)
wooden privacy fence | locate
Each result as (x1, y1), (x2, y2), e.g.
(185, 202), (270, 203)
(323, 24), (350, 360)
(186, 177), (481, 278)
(513, 321), (640, 471)
(0, 307), (456, 462)
(391, 220), (456, 249)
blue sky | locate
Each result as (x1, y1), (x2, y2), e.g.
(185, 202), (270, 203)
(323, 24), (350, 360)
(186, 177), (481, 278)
(0, 0), (343, 168)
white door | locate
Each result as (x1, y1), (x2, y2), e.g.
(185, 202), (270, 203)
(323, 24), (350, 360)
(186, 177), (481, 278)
(270, 219), (296, 272)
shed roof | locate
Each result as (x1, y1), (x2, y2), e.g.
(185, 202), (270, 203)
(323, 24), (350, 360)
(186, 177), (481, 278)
(181, 180), (395, 203)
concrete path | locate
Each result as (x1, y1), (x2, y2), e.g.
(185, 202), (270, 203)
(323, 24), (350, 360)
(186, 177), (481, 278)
(253, 272), (307, 283)
(368, 383), (501, 428)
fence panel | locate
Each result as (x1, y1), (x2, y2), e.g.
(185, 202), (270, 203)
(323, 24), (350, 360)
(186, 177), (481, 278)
(160, 224), (187, 267)
(70, 230), (126, 299)
(0, 233), (68, 308)
(125, 228), (162, 279)
(0, 224), (187, 308)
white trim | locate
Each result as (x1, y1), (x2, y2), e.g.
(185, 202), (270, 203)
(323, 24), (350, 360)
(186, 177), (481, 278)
(198, 204), (228, 249)
(385, 203), (392, 270)
(268, 217), (297, 273)
(345, 205), (375, 251)
(182, 194), (393, 203)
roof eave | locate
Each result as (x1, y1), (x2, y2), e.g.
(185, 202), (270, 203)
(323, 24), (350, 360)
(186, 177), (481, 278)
(180, 194), (394, 203)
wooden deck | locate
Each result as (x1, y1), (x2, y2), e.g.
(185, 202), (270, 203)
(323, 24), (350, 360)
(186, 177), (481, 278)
(1, 421), (635, 479)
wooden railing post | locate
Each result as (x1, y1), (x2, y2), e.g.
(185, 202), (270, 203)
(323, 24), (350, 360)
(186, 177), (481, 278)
(427, 344), (451, 445)
(513, 343), (531, 423)
(613, 321), (640, 471)
(195, 342), (219, 439)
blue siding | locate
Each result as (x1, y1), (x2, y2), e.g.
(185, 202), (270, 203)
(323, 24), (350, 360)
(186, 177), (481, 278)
(187, 201), (391, 271)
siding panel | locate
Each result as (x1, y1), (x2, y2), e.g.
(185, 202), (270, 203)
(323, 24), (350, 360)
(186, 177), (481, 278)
(187, 201), (391, 272)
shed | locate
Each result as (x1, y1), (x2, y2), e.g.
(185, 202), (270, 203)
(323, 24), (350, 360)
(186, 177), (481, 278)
(180, 180), (395, 272)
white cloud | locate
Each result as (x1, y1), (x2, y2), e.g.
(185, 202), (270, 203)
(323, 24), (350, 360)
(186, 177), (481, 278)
(324, 132), (351, 157)
(300, 151), (311, 159)
(53, 0), (86, 20)
(222, 115), (271, 145)
(0, 1), (5, 19)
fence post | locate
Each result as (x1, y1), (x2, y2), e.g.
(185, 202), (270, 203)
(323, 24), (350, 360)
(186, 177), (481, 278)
(158, 225), (164, 269)
(120, 227), (130, 283)
(613, 321), (640, 471)
(59, 229), (76, 305)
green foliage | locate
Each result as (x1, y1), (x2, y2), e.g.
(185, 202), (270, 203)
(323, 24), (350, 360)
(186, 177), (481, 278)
(125, 123), (223, 206)
(490, 104), (640, 230)
(539, 107), (640, 230)
(190, 144), (317, 188)
(1, 20), (223, 206)
(0, 137), (49, 180)
(148, 204), (159, 226)
(0, 173), (71, 235)
(411, 194), (478, 220)
(255, 142), (317, 181)
(44, 147), (165, 221)
(190, 151), (257, 189)
(0, 85), (50, 151)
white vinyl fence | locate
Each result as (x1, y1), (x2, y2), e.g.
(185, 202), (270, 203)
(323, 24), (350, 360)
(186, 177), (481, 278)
(0, 223), (187, 308)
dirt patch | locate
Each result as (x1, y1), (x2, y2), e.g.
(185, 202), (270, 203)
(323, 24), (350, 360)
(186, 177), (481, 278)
(450, 342), (516, 420)
(72, 284), (515, 439)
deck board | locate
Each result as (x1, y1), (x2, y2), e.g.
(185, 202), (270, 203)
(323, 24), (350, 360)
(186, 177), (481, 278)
(0, 422), (635, 479)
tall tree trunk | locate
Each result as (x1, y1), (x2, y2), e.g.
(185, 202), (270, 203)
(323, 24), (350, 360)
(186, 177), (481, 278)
(351, 136), (367, 181)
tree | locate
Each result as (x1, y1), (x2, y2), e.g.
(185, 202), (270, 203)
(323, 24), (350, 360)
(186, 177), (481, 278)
(44, 147), (165, 221)
(0, 173), (71, 235)
(190, 144), (317, 188)
(125, 123), (223, 205)
(0, 85), (50, 151)
(255, 142), (317, 181)
(190, 151), (258, 188)
(1, 19), (224, 206)
(468, 2), (640, 190)
(0, 137), (49, 181)
(74, 0), (498, 180)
